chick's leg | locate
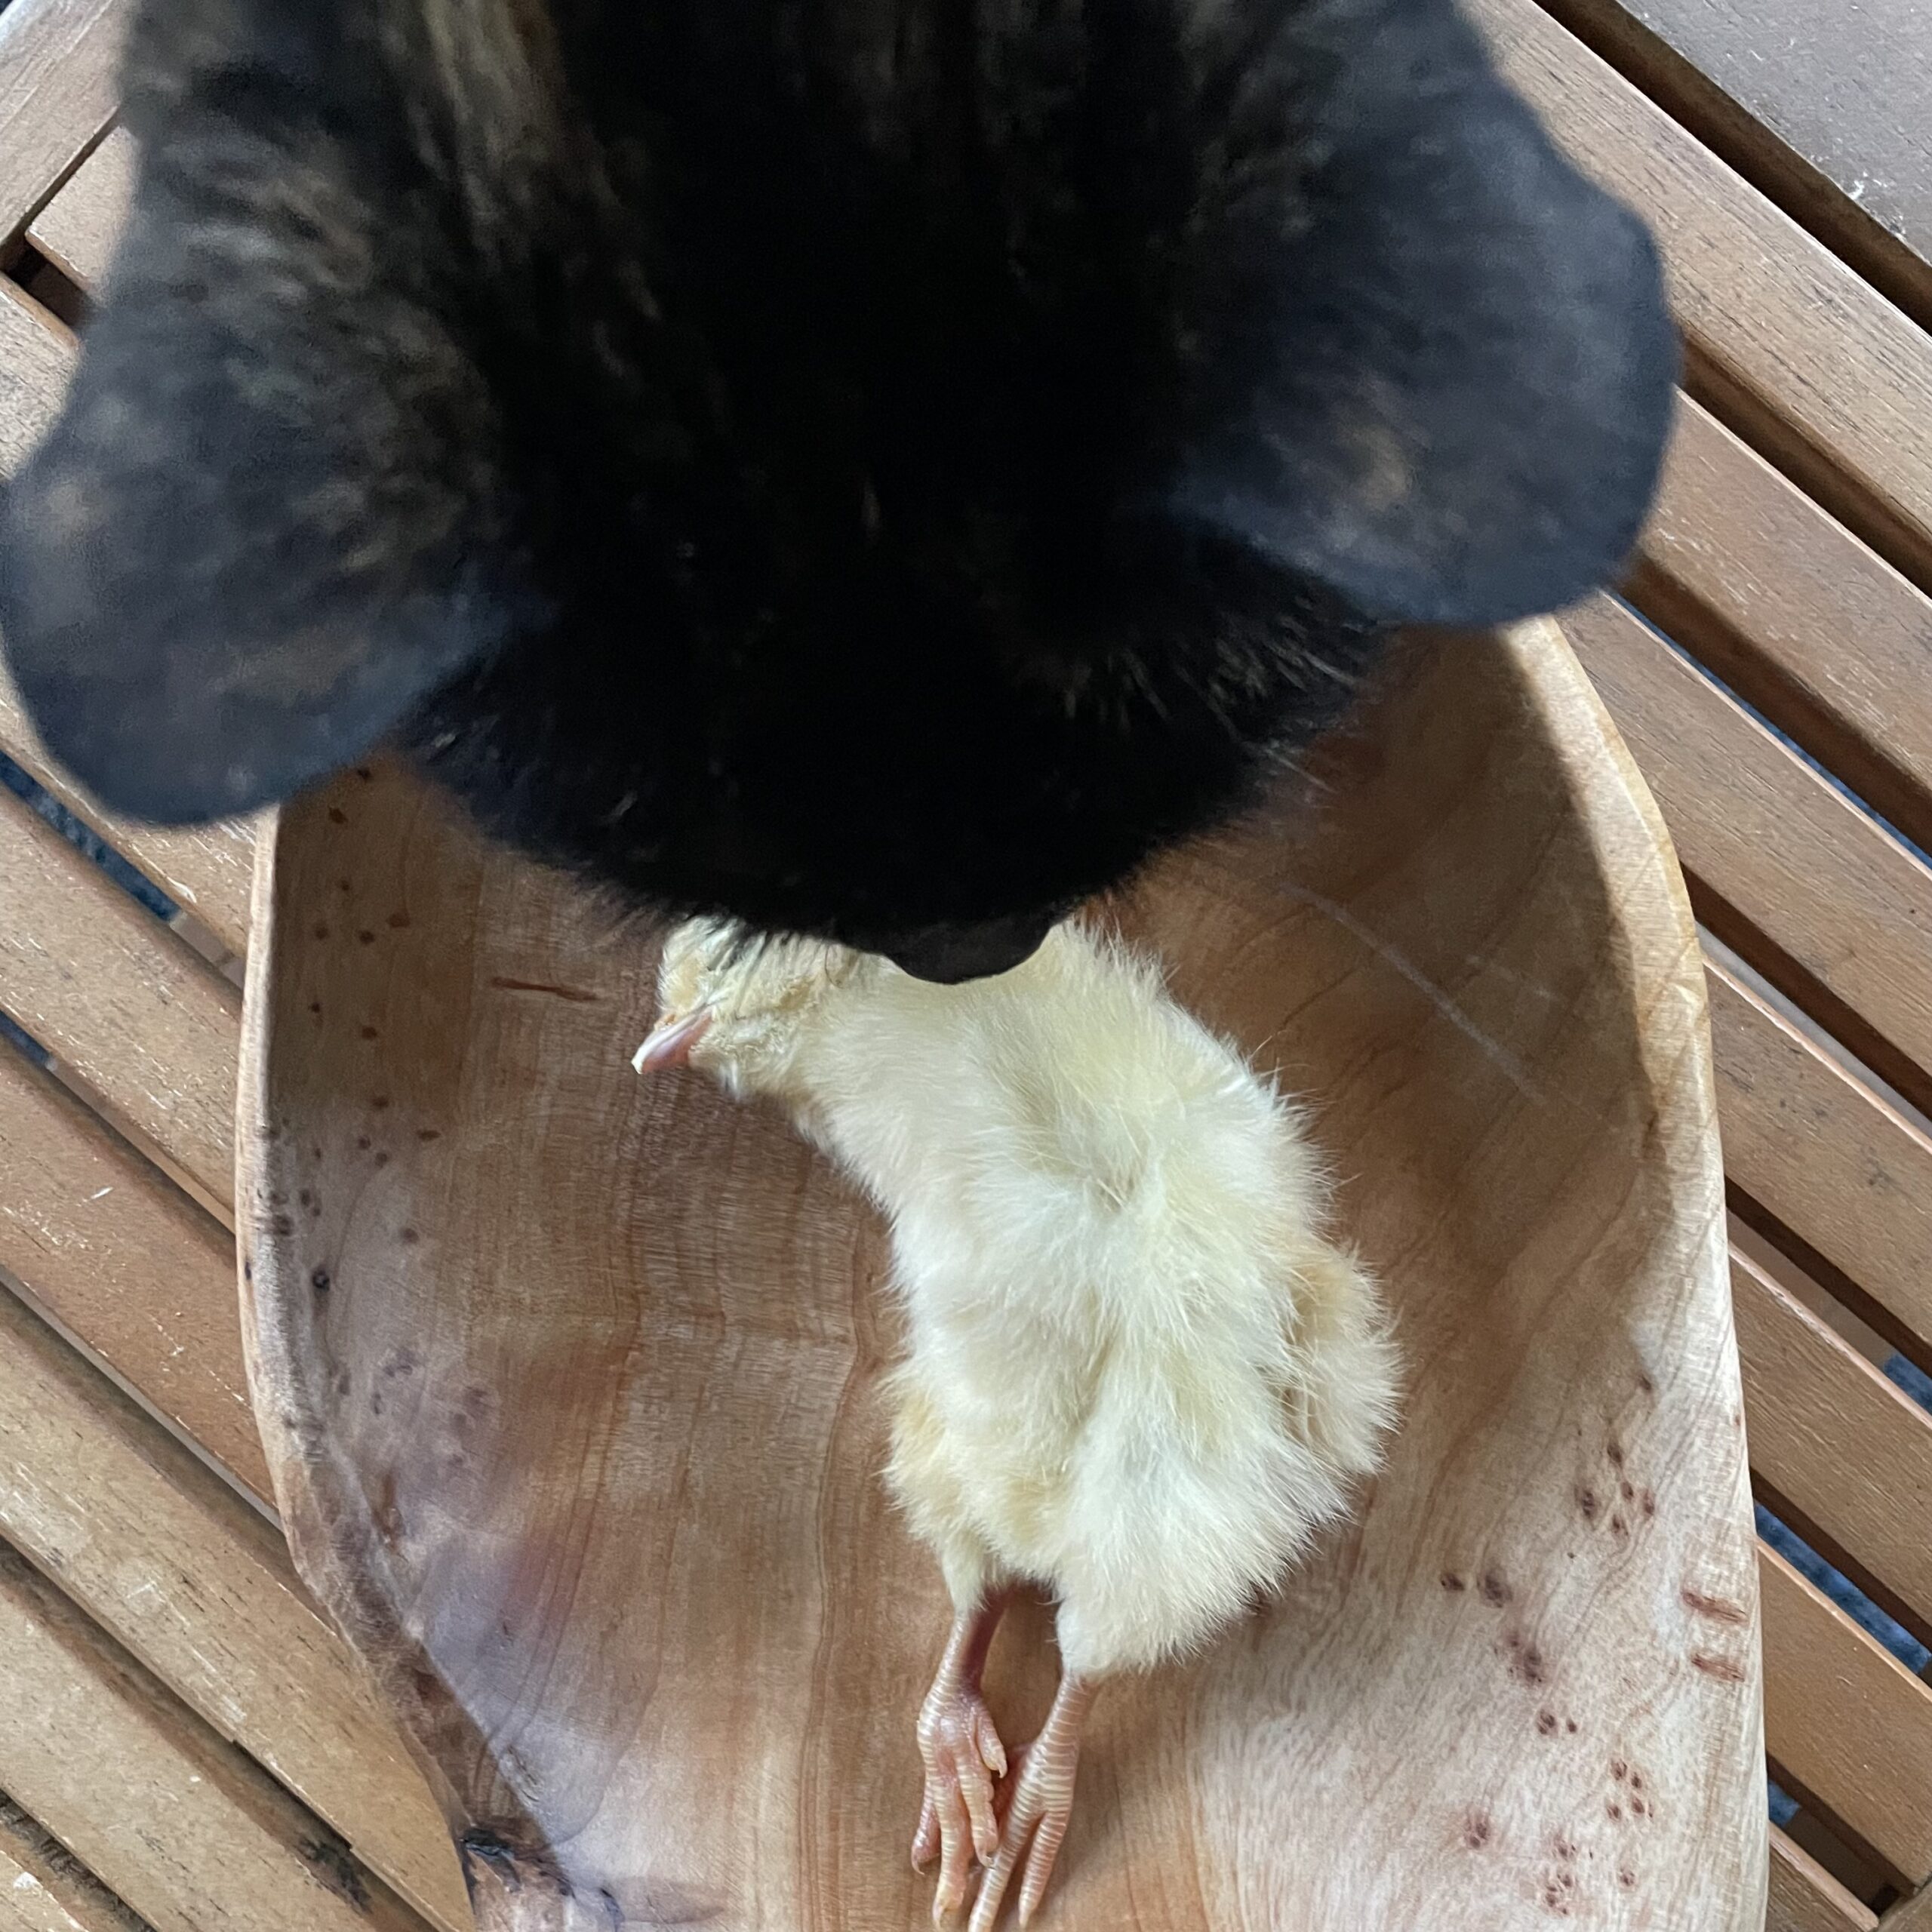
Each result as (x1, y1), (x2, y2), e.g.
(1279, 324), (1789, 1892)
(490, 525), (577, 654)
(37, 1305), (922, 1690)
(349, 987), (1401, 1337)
(915, 1591), (1014, 1919)
(970, 1672), (1098, 1932)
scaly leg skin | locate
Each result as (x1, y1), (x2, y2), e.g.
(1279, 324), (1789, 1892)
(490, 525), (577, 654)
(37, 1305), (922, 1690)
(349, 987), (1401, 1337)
(915, 1593), (1014, 1922)
(969, 1674), (1099, 1932)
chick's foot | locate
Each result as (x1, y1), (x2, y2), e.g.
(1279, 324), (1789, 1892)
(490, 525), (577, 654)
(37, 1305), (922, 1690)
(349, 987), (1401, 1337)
(914, 1597), (1012, 1922)
(970, 1675), (1097, 1931)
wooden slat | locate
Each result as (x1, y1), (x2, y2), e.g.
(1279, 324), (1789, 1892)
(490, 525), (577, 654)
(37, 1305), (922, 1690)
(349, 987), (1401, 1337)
(1709, 961), (1932, 1352)
(0, 278), (72, 475)
(1715, 958), (1932, 1352)
(1541, 0), (1932, 290)
(0, 1540), (429, 1932)
(0, 1042), (261, 1496)
(1635, 398), (1932, 852)
(0, 1284), (469, 1930)
(1767, 1825), (1880, 1932)
(1761, 1541), (1932, 1884)
(0, 780), (239, 1214)
(1566, 594), (1932, 1096)
(0, 1798), (144, 1932)
(1469, 0), (1932, 583)
(0, 0), (125, 246)
(1733, 1244), (1932, 1623)
(23, 123), (130, 289)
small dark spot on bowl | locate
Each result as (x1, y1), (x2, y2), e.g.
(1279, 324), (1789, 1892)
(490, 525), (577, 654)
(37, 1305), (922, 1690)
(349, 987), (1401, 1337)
(311, 1266), (331, 1294)
(1441, 1572), (1466, 1592)
(387, 910), (411, 929)
(358, 930), (377, 945)
(360, 1025), (379, 1041)
(328, 807), (347, 826)
(312, 923), (331, 942)
(1480, 1571), (1510, 1606)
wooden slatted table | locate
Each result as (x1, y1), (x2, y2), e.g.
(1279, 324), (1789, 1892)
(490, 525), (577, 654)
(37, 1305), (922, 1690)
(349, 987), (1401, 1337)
(0, 0), (1928, 1924)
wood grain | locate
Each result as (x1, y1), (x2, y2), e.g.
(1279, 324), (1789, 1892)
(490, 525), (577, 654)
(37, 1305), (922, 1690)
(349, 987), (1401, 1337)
(0, 278), (72, 475)
(0, 1798), (145, 1932)
(0, 777), (239, 1214)
(24, 121), (130, 288)
(1632, 397), (1932, 855)
(1468, 0), (1932, 586)
(1767, 1824), (1879, 1932)
(0, 1043), (262, 1497)
(0, 0), (125, 248)
(0, 1281), (469, 1931)
(1761, 1543), (1932, 1884)
(0, 1540), (431, 1932)
(1566, 594), (1932, 1100)
(1707, 961), (1932, 1355)
(1732, 1246), (1932, 1631)
(239, 620), (1763, 1930)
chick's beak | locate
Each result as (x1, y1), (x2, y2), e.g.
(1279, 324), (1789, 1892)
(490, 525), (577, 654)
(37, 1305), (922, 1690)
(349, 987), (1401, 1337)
(632, 1008), (712, 1074)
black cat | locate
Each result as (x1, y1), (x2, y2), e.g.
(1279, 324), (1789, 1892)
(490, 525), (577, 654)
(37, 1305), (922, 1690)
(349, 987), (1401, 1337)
(0, 0), (1675, 980)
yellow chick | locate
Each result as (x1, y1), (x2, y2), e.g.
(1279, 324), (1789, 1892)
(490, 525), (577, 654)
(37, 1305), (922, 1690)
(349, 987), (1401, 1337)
(635, 918), (1398, 1928)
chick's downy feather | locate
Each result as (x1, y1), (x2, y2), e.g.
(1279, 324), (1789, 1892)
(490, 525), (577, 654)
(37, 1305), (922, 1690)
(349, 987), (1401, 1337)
(654, 918), (1398, 1677)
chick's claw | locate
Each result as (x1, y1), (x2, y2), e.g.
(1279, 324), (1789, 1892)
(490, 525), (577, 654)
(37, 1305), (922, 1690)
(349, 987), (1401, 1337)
(968, 1678), (1095, 1931)
(915, 1681), (1008, 1920)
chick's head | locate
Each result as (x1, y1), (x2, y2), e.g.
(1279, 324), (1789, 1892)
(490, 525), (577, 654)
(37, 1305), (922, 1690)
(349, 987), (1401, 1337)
(635, 918), (872, 1100)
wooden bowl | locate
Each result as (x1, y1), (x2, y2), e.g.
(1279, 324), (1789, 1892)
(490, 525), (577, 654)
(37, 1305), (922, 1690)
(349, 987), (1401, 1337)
(239, 618), (1765, 1931)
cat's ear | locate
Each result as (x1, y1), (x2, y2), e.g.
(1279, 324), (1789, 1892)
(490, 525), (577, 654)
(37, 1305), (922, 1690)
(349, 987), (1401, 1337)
(0, 124), (514, 826)
(1165, 2), (1678, 628)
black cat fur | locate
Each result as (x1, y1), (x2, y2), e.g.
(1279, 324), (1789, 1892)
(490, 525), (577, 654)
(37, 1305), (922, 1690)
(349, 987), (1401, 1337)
(0, 0), (1675, 981)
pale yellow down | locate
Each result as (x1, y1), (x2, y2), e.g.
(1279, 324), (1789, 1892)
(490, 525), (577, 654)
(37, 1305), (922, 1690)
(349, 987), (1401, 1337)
(650, 917), (1399, 1678)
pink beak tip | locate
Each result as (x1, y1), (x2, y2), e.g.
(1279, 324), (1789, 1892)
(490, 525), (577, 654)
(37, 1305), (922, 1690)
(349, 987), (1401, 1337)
(632, 1009), (712, 1074)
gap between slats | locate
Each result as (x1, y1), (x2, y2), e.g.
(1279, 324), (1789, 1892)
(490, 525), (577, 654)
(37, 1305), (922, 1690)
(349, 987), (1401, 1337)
(0, 1537), (434, 1932)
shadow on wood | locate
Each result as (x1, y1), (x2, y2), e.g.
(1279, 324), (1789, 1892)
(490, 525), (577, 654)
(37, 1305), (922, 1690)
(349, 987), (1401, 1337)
(238, 618), (1765, 1930)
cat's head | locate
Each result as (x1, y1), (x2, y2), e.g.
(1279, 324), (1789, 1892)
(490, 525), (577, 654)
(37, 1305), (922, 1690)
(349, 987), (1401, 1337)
(0, 0), (1675, 980)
